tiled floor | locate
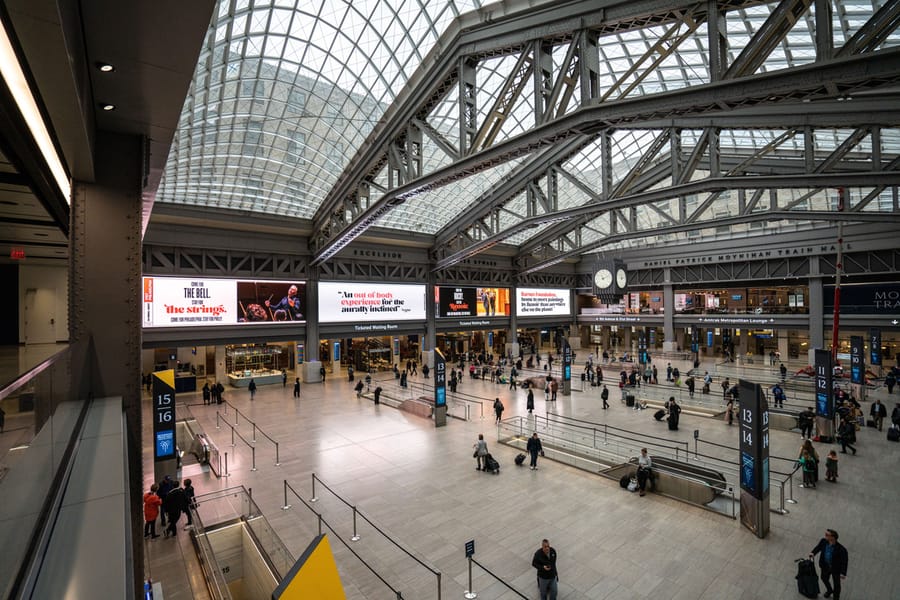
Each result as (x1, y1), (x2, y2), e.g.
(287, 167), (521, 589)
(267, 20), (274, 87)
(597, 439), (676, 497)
(142, 355), (900, 599)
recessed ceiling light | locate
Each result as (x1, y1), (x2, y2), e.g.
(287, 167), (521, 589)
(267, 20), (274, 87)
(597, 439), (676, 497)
(101, 103), (116, 111)
(96, 62), (115, 72)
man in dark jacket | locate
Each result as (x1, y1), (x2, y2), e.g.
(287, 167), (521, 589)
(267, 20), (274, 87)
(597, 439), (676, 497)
(531, 538), (558, 600)
(810, 529), (849, 599)
(798, 407), (815, 439)
(526, 432), (543, 470)
(870, 399), (888, 431)
(163, 480), (187, 538)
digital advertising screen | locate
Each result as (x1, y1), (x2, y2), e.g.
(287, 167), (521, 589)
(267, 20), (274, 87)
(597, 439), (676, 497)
(142, 276), (307, 327)
(516, 288), (571, 317)
(436, 286), (511, 318)
(318, 281), (426, 322)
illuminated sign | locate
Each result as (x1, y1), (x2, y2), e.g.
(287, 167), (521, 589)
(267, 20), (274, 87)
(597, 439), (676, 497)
(436, 286), (511, 318)
(142, 277), (306, 327)
(516, 288), (571, 317)
(152, 370), (176, 461)
(318, 282), (426, 322)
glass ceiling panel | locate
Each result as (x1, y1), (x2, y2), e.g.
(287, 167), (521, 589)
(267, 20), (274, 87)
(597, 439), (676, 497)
(157, 0), (894, 259)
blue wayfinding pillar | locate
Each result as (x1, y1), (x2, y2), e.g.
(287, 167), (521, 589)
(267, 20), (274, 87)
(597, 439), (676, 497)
(738, 379), (770, 539)
(434, 349), (447, 427)
(814, 349), (835, 440)
(562, 338), (572, 395)
(152, 370), (177, 483)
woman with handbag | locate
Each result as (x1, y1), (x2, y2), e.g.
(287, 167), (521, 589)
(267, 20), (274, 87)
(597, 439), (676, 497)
(473, 434), (488, 471)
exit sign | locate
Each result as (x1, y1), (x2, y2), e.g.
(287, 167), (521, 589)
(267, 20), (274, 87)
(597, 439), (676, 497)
(10, 247), (25, 260)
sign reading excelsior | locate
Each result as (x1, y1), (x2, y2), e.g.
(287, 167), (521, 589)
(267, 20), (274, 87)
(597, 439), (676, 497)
(318, 282), (426, 322)
(516, 288), (571, 316)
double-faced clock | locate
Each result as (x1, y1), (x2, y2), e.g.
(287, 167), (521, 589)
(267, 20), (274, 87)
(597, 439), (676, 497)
(616, 267), (627, 290)
(594, 268), (613, 290)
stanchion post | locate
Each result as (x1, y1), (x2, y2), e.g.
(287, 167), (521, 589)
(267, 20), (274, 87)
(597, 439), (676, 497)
(251, 446), (257, 471)
(252, 422), (257, 443)
(464, 557), (476, 599)
(224, 452), (230, 477)
(275, 442), (281, 466)
(231, 426), (235, 447)
(436, 571), (441, 600)
(351, 506), (360, 541)
(310, 473), (318, 502)
(234, 406), (239, 426)
(786, 469), (798, 505)
(317, 513), (323, 536)
(281, 480), (291, 510)
(216, 411), (220, 429)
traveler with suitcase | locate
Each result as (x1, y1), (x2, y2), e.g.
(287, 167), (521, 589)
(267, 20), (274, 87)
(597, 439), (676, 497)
(636, 448), (652, 497)
(666, 397), (681, 431)
(473, 434), (488, 471)
(795, 557), (819, 598)
(809, 529), (849, 600)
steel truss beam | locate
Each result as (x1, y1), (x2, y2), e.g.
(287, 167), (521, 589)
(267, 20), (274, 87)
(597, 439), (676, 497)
(144, 246), (309, 279)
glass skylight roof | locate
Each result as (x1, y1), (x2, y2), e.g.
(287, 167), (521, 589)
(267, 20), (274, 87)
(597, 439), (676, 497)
(157, 0), (899, 261)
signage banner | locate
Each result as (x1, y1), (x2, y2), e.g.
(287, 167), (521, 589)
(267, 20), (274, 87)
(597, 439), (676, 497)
(318, 282), (426, 322)
(142, 276), (307, 327)
(434, 349), (447, 407)
(562, 339), (571, 382)
(869, 329), (882, 366)
(823, 284), (900, 314)
(516, 288), (571, 317)
(850, 335), (863, 385)
(738, 379), (770, 538)
(152, 370), (176, 462)
(814, 349), (833, 418)
(436, 286), (510, 318)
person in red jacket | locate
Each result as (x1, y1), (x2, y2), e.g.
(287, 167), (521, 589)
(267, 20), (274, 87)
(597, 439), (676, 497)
(143, 483), (163, 539)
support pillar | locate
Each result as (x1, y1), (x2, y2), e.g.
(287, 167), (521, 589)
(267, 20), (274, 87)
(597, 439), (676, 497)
(304, 267), (322, 382)
(663, 281), (675, 351)
(70, 131), (144, 595)
(808, 264), (825, 363)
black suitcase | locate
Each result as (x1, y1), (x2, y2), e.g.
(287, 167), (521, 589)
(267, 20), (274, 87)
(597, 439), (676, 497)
(626, 394), (635, 407)
(867, 419), (876, 427)
(483, 454), (500, 474)
(619, 474), (630, 488)
(888, 426), (900, 442)
(795, 558), (819, 598)
(514, 453), (526, 466)
(654, 409), (666, 421)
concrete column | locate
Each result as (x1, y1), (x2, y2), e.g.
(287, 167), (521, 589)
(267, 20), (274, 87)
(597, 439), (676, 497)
(808, 270), (825, 363)
(509, 292), (518, 357)
(69, 131), (143, 587)
(424, 276), (436, 354)
(304, 267), (321, 382)
(777, 333), (789, 362)
(663, 282), (675, 351)
(215, 345), (227, 385)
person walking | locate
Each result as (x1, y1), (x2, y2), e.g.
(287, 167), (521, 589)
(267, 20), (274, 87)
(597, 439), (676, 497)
(636, 448), (653, 497)
(493, 398), (504, 424)
(721, 377), (730, 400)
(667, 397), (681, 431)
(725, 398), (734, 426)
(799, 450), (817, 489)
(248, 378), (257, 401)
(884, 370), (895, 394)
(799, 406), (815, 439)
(293, 377), (301, 398)
(870, 399), (887, 431)
(473, 434), (488, 471)
(686, 376), (695, 398)
(837, 418), (857, 455)
(601, 385), (609, 409)
(666, 363), (673, 382)
(282, 369), (287, 388)
(143, 483), (163, 539)
(779, 362), (787, 381)
(810, 529), (849, 600)
(532, 539), (558, 600)
(799, 438), (820, 484)
(526, 432), (544, 470)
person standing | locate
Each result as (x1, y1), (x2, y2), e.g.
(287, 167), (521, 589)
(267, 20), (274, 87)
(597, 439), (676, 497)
(526, 388), (535, 413)
(779, 362), (787, 381)
(293, 378), (301, 398)
(870, 399), (887, 431)
(143, 483), (163, 539)
(667, 397), (681, 431)
(182, 478), (196, 529)
(531, 539), (558, 600)
(721, 377), (730, 400)
(248, 378), (257, 401)
(810, 529), (849, 600)
(771, 383), (785, 409)
(799, 406), (815, 439)
(320, 365), (327, 382)
(373, 386), (382, 405)
(157, 475), (174, 527)
(163, 480), (187, 538)
(666, 363), (673, 382)
(686, 376), (695, 398)
(725, 398), (734, 426)
(473, 434), (488, 471)
(202, 382), (211, 405)
(601, 385), (609, 409)
(799, 450), (817, 489)
(825, 450), (839, 482)
(282, 369), (287, 388)
(215, 381), (224, 404)
(636, 448), (652, 497)
(493, 398), (504, 424)
(884, 370), (895, 394)
(526, 432), (544, 470)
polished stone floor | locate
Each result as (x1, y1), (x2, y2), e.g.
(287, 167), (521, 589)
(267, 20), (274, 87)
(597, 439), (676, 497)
(142, 355), (900, 600)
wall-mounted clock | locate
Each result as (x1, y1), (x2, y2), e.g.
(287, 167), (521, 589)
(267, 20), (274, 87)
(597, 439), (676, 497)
(594, 269), (613, 289)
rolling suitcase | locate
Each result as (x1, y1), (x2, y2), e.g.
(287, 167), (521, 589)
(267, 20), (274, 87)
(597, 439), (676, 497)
(483, 453), (500, 474)
(795, 558), (819, 598)
(626, 394), (635, 407)
(888, 425), (900, 442)
(514, 453), (526, 466)
(619, 474), (631, 488)
(654, 409), (666, 421)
